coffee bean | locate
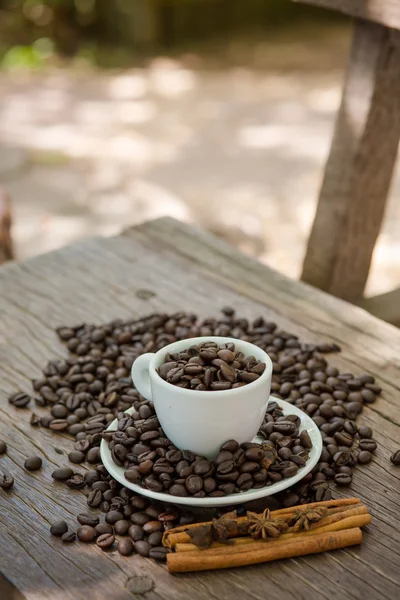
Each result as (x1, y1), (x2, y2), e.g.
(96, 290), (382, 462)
(358, 425), (373, 438)
(129, 524), (145, 541)
(77, 525), (96, 542)
(50, 521), (68, 536)
(97, 533), (115, 549)
(149, 547), (170, 561)
(0, 471), (14, 489)
(77, 514), (99, 527)
(9, 392), (31, 408)
(390, 450), (400, 465)
(143, 521), (162, 535)
(361, 389), (376, 403)
(24, 456), (42, 471)
(131, 512), (151, 526)
(220, 440), (239, 453)
(95, 523), (114, 536)
(299, 430), (312, 449)
(0, 441), (7, 455)
(66, 474), (85, 489)
(114, 519), (131, 535)
(68, 451), (85, 464)
(358, 451), (372, 464)
(87, 489), (103, 508)
(169, 483), (188, 497)
(185, 475), (203, 494)
(86, 447), (101, 464)
(61, 531), (76, 543)
(134, 540), (151, 557)
(105, 510), (124, 525)
(334, 473), (352, 486)
(359, 439), (377, 452)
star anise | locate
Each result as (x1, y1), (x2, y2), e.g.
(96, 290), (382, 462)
(288, 506), (327, 532)
(247, 508), (288, 540)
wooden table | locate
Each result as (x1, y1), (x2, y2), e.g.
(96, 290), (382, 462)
(0, 218), (399, 600)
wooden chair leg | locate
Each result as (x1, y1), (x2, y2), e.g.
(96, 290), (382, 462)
(301, 19), (400, 304)
(0, 187), (13, 264)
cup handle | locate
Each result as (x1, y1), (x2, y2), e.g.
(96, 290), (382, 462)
(131, 353), (154, 401)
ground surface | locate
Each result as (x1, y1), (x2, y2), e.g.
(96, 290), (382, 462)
(1, 25), (399, 296)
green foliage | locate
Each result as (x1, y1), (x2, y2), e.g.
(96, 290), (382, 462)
(0, 0), (343, 68)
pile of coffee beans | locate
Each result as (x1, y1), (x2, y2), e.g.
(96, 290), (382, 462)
(158, 340), (266, 390)
(2, 308), (392, 560)
(107, 400), (311, 497)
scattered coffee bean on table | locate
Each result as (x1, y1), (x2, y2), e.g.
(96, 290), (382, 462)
(97, 533), (115, 550)
(0, 440), (7, 455)
(61, 531), (76, 543)
(50, 521), (68, 536)
(52, 467), (74, 481)
(0, 471), (14, 490)
(8, 392), (31, 408)
(77, 525), (96, 543)
(158, 340), (266, 390)
(390, 450), (400, 466)
(3, 308), (381, 563)
(24, 456), (42, 471)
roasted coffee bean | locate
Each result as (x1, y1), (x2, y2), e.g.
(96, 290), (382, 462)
(334, 473), (352, 486)
(149, 547), (170, 561)
(95, 523), (114, 536)
(61, 531), (76, 543)
(66, 474), (85, 489)
(129, 524), (145, 541)
(114, 520), (131, 535)
(97, 533), (115, 549)
(77, 514), (100, 527)
(134, 540), (151, 557)
(68, 451), (85, 464)
(143, 521), (162, 535)
(50, 521), (68, 536)
(148, 531), (163, 546)
(220, 440), (239, 453)
(131, 512), (151, 526)
(105, 510), (124, 524)
(0, 470), (14, 489)
(359, 439), (377, 452)
(9, 392), (31, 408)
(86, 447), (101, 464)
(24, 456), (42, 471)
(0, 441), (7, 455)
(87, 489), (103, 508)
(185, 475), (203, 494)
(358, 451), (373, 464)
(77, 525), (96, 542)
(390, 450), (400, 465)
(169, 483), (188, 497)
(358, 425), (372, 438)
(52, 467), (74, 481)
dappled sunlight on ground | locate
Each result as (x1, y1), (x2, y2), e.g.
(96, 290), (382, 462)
(0, 40), (399, 296)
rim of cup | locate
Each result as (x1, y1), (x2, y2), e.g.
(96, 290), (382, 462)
(148, 336), (273, 397)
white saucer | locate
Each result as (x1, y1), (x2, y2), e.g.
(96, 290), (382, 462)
(100, 397), (322, 508)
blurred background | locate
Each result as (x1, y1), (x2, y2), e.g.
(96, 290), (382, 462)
(0, 0), (399, 296)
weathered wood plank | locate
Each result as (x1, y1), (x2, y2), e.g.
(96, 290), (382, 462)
(301, 19), (400, 303)
(1, 217), (399, 599)
(292, 0), (400, 30)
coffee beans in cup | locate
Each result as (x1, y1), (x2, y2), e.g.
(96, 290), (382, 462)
(158, 341), (266, 390)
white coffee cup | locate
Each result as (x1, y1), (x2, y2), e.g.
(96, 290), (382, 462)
(131, 336), (273, 459)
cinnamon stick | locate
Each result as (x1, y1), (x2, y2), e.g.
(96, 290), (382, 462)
(174, 512), (371, 553)
(167, 528), (363, 573)
(163, 497), (362, 548)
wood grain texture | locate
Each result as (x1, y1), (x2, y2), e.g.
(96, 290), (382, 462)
(301, 19), (400, 303)
(292, 0), (400, 30)
(0, 216), (399, 600)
